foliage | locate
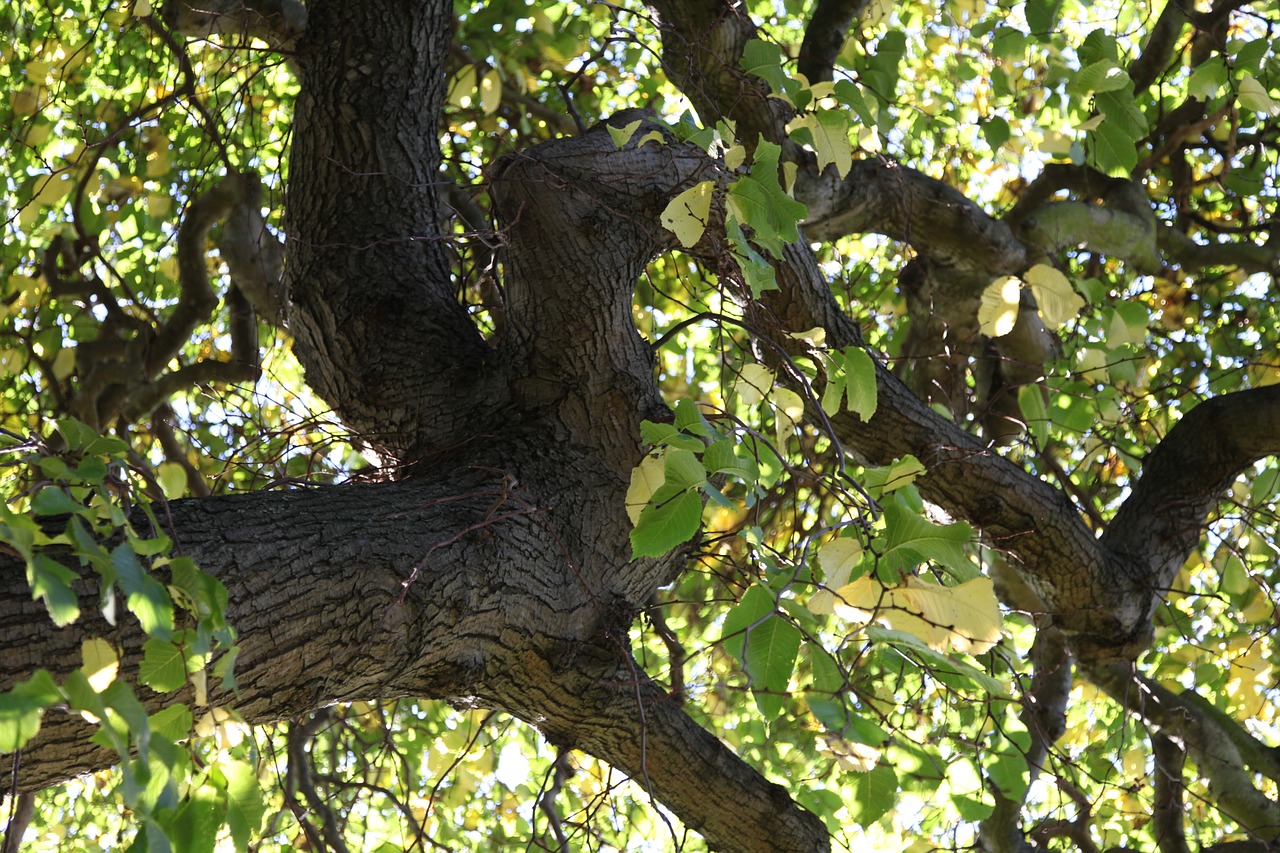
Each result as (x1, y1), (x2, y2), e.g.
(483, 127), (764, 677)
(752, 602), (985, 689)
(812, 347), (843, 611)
(2, 0), (1279, 851)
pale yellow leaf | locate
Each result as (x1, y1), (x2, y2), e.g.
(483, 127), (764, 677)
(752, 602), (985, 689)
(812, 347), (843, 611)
(447, 66), (477, 110)
(157, 462), (188, 500)
(810, 537), (864, 614)
(733, 363), (775, 405)
(606, 119), (641, 148)
(1024, 263), (1084, 326)
(51, 348), (75, 380)
(790, 112), (852, 178)
(724, 144), (747, 171)
(787, 326), (826, 346)
(818, 735), (881, 772)
(979, 277), (1020, 337)
(774, 386), (805, 448)
(832, 576), (1002, 655)
(81, 638), (119, 693)
(1074, 114), (1104, 132)
(1039, 130), (1072, 155)
(1239, 73), (1280, 117)
(625, 455), (666, 525)
(831, 575), (882, 623)
(479, 68), (502, 115)
(896, 576), (1003, 654)
(882, 455), (925, 492)
(660, 180), (714, 248)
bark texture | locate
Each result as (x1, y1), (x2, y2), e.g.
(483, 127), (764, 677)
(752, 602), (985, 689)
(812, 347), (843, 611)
(5, 0), (1280, 851)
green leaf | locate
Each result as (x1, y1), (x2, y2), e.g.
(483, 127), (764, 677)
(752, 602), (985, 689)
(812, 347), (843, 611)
(877, 495), (976, 580)
(103, 678), (151, 755)
(150, 704), (194, 742)
(1188, 59), (1227, 101)
(56, 417), (99, 451)
(740, 39), (787, 94)
(113, 544), (174, 639)
(847, 764), (897, 826)
(673, 398), (715, 438)
(140, 638), (188, 693)
(840, 347), (877, 421)
(720, 584), (775, 661)
(704, 439), (758, 482)
(629, 485), (702, 558)
(222, 760), (265, 852)
(663, 448), (707, 490)
(1089, 119), (1139, 176)
(744, 612), (801, 718)
(31, 486), (90, 517)
(1018, 385), (1049, 445)
(169, 787), (222, 853)
(868, 627), (1009, 696)
(987, 749), (1030, 799)
(28, 553), (81, 626)
(724, 139), (807, 257)
(0, 670), (60, 752)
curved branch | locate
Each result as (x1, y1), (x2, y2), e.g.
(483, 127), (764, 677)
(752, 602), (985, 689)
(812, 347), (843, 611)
(1151, 733), (1193, 853)
(1102, 385), (1280, 600)
(487, 645), (831, 853)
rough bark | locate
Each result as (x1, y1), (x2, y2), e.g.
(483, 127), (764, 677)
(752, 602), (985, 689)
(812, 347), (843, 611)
(5, 1), (1280, 851)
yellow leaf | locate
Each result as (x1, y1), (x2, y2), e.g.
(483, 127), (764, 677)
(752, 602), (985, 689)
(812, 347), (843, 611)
(81, 638), (119, 693)
(881, 455), (925, 492)
(133, 0), (152, 15)
(733, 363), (775, 405)
(979, 276), (1020, 337)
(896, 576), (1003, 654)
(447, 66), (477, 110)
(810, 537), (864, 614)
(51, 348), (76, 380)
(774, 386), (805, 448)
(790, 112), (852, 178)
(660, 181), (714, 248)
(818, 735), (881, 772)
(1023, 263), (1084, 326)
(480, 68), (502, 115)
(157, 462), (188, 500)
(832, 576), (1003, 655)
(11, 88), (39, 117)
(625, 455), (665, 525)
(1239, 73), (1280, 117)
(724, 144), (747, 171)
(607, 119), (641, 148)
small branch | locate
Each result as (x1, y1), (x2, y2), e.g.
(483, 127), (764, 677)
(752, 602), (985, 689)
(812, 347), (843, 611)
(1089, 662), (1280, 840)
(285, 708), (351, 853)
(1151, 733), (1193, 853)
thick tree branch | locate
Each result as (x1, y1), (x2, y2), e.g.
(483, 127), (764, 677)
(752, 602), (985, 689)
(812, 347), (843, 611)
(797, 0), (870, 84)
(487, 644), (831, 853)
(285, 0), (493, 460)
(1102, 385), (1280, 618)
(163, 0), (307, 50)
(491, 111), (710, 461)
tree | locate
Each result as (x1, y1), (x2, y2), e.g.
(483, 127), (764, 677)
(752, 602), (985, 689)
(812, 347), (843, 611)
(2, 0), (1279, 850)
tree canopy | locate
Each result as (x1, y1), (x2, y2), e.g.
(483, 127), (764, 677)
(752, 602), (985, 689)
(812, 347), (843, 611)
(2, 0), (1280, 851)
